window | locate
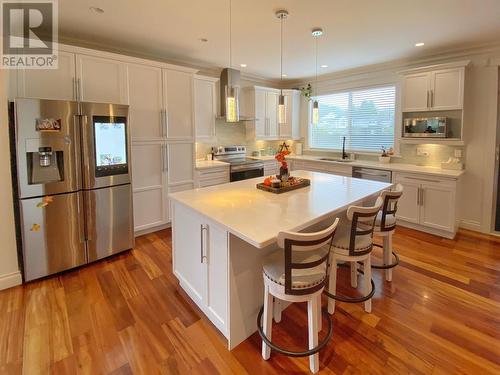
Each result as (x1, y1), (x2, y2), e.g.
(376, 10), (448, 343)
(309, 85), (396, 152)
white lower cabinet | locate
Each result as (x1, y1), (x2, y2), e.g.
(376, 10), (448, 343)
(131, 142), (168, 232)
(291, 159), (352, 177)
(173, 203), (228, 335)
(394, 172), (457, 237)
(196, 166), (230, 188)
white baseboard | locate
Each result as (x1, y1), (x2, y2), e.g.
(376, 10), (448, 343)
(134, 222), (171, 237)
(0, 271), (22, 291)
(459, 219), (482, 232)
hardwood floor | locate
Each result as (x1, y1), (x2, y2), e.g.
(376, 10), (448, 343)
(0, 226), (499, 374)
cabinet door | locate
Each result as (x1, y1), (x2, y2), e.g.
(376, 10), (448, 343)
(18, 51), (76, 100)
(402, 72), (430, 112)
(266, 92), (279, 138)
(206, 222), (228, 332)
(131, 142), (168, 232)
(394, 180), (420, 224)
(431, 68), (463, 110)
(172, 203), (207, 306)
(167, 142), (194, 185)
(128, 64), (164, 140)
(76, 54), (128, 104)
(194, 78), (216, 140)
(164, 69), (194, 140)
(254, 89), (267, 139)
(420, 183), (455, 231)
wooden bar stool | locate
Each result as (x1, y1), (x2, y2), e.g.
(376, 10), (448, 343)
(257, 218), (339, 373)
(371, 184), (404, 281)
(325, 198), (383, 314)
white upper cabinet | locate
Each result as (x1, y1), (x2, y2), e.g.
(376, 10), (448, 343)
(76, 54), (128, 104)
(164, 69), (194, 140)
(431, 68), (464, 110)
(17, 51), (76, 100)
(127, 63), (164, 140)
(244, 86), (300, 141)
(194, 75), (217, 141)
(266, 91), (279, 138)
(402, 72), (430, 112)
(401, 62), (467, 112)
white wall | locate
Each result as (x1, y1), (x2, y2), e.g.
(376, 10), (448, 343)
(0, 70), (22, 289)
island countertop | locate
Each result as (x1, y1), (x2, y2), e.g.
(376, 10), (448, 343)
(169, 171), (392, 248)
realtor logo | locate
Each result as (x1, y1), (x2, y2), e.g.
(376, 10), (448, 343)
(1, 0), (58, 69)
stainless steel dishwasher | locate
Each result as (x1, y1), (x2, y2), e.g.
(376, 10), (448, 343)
(352, 167), (392, 183)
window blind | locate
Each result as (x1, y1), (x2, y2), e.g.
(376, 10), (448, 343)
(309, 85), (395, 152)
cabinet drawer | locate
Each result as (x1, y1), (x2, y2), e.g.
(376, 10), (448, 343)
(197, 168), (229, 181)
(393, 172), (456, 188)
(198, 176), (229, 188)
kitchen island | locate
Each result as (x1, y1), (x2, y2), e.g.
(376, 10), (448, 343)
(169, 171), (392, 349)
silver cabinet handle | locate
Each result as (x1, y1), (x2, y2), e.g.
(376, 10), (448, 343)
(164, 144), (168, 171)
(404, 176), (440, 183)
(72, 78), (77, 100)
(426, 91), (429, 108)
(420, 187), (424, 206)
(200, 224), (208, 263)
(77, 78), (82, 101)
(417, 187), (420, 206)
(163, 110), (168, 138)
(431, 90), (434, 108)
(160, 110), (164, 138)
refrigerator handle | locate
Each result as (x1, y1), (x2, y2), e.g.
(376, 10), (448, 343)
(76, 193), (86, 244)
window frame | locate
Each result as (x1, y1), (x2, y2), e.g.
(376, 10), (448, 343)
(306, 82), (400, 155)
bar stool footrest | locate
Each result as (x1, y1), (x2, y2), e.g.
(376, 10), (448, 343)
(257, 306), (333, 358)
(324, 265), (375, 303)
(369, 243), (400, 270)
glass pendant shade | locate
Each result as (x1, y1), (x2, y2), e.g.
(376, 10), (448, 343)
(312, 100), (319, 125)
(278, 94), (286, 125)
(225, 85), (240, 122)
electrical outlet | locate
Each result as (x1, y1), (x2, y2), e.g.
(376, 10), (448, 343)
(416, 147), (429, 157)
(454, 149), (462, 158)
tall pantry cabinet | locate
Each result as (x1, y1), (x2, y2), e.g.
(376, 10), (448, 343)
(9, 44), (197, 235)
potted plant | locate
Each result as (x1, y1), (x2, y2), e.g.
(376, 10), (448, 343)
(379, 147), (394, 164)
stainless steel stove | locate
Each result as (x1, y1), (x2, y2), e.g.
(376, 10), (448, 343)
(213, 146), (264, 182)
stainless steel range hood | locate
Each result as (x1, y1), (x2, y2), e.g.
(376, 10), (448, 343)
(218, 68), (255, 122)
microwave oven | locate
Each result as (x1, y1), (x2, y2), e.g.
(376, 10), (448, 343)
(403, 117), (447, 138)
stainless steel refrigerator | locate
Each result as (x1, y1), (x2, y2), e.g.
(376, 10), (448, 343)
(11, 98), (134, 281)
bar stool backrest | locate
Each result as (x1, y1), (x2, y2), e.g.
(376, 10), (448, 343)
(277, 218), (340, 296)
(346, 197), (383, 257)
(379, 184), (404, 232)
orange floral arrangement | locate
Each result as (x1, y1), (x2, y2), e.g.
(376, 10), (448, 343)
(275, 150), (290, 170)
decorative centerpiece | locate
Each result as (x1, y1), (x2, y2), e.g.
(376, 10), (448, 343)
(256, 142), (311, 194)
(379, 147), (394, 164)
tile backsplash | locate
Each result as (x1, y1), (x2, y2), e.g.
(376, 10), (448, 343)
(196, 119), (464, 168)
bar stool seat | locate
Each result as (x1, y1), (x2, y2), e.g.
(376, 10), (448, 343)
(324, 198), (383, 314)
(258, 218), (339, 374)
(370, 184), (404, 282)
(263, 247), (329, 289)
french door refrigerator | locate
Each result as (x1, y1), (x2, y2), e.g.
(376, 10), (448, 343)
(11, 98), (134, 281)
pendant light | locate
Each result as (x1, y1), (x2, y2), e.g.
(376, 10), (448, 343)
(225, 0), (239, 122)
(312, 28), (323, 125)
(276, 9), (288, 125)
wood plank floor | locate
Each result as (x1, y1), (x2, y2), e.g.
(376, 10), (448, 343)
(0, 226), (499, 374)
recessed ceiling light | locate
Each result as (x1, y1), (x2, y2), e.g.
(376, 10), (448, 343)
(282, 74), (287, 77)
(415, 42), (425, 47)
(89, 6), (104, 14)
(200, 38), (208, 43)
(320, 64), (328, 68)
(240, 63), (247, 67)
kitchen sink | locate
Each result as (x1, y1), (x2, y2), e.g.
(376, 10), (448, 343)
(318, 158), (353, 163)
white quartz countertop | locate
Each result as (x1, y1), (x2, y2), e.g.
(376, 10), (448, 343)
(251, 154), (464, 178)
(169, 171), (392, 248)
(195, 160), (229, 170)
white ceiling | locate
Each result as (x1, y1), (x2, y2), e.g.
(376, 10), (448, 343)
(59, 0), (500, 80)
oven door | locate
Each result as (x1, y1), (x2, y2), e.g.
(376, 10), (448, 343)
(230, 166), (264, 182)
